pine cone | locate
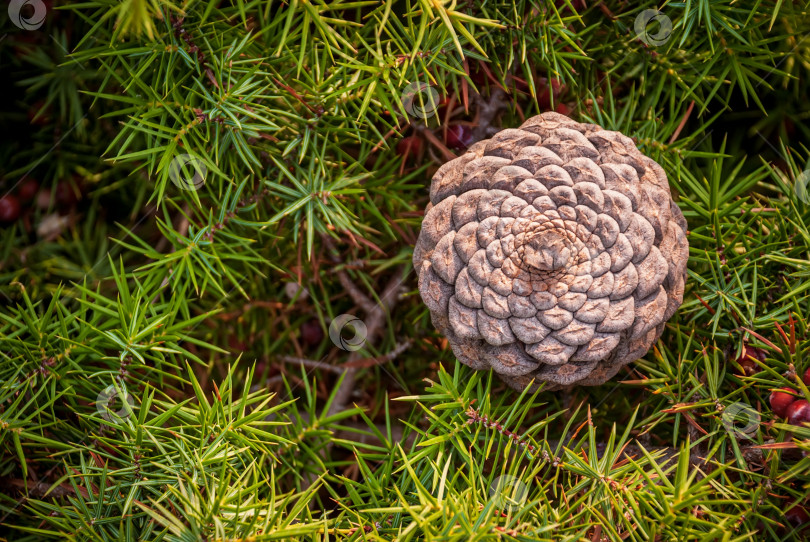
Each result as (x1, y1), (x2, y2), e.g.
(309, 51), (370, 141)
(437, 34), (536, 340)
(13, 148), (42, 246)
(413, 112), (688, 391)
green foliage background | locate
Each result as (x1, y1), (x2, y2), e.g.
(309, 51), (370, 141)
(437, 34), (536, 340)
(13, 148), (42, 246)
(1, 0), (810, 540)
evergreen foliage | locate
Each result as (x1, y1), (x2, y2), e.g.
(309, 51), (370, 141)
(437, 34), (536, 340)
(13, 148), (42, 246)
(1, 0), (810, 539)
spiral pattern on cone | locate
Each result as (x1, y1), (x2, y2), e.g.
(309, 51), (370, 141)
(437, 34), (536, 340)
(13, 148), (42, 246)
(413, 112), (689, 390)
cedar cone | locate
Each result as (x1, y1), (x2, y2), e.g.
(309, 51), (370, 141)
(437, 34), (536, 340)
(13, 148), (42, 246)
(413, 112), (688, 390)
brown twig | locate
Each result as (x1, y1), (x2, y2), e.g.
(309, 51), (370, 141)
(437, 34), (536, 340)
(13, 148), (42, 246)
(334, 264), (377, 315)
(341, 339), (413, 369)
(327, 265), (406, 417)
(471, 88), (507, 143)
(278, 356), (345, 374)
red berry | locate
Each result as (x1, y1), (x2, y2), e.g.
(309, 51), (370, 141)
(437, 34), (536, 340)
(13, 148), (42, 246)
(740, 345), (766, 362)
(786, 503), (810, 528)
(0, 195), (21, 223)
(227, 335), (247, 352)
(55, 181), (78, 206)
(445, 125), (474, 150)
(786, 399), (810, 426)
(770, 387), (798, 418)
(301, 319), (324, 346)
(538, 78), (565, 110)
(17, 179), (39, 201)
(734, 345), (766, 375)
(803, 367), (810, 387)
(554, 103), (572, 116)
(396, 136), (423, 159)
(554, 0), (585, 11)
